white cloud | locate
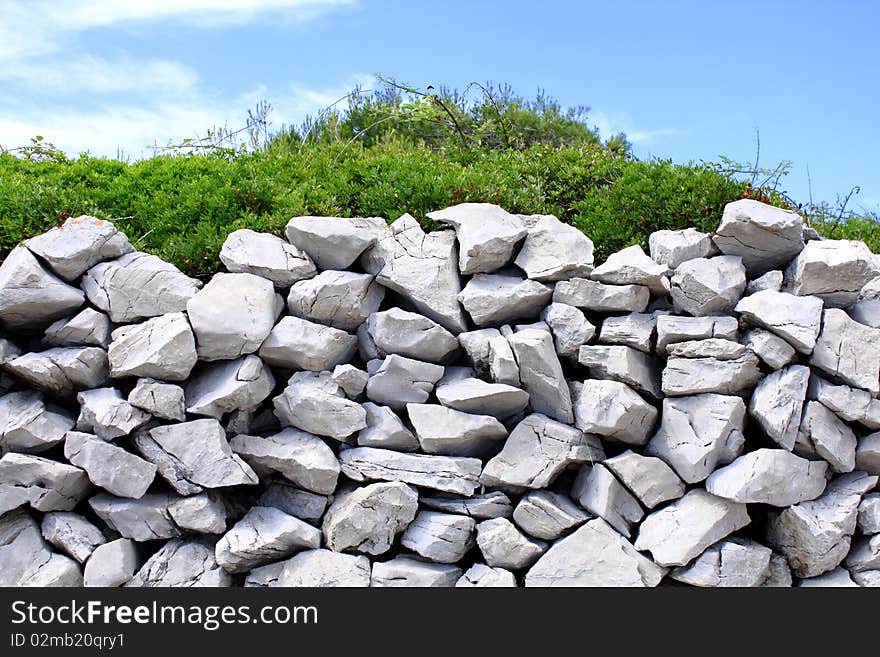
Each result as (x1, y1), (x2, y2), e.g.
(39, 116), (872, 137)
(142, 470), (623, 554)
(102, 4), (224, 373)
(591, 109), (678, 145)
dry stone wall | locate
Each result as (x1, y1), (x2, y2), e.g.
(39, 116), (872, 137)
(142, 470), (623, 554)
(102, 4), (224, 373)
(1, 200), (880, 587)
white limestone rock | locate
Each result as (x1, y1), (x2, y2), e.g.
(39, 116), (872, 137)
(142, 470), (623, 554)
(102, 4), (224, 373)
(340, 447), (482, 496)
(259, 315), (356, 372)
(435, 375), (529, 420)
(187, 272), (282, 361)
(670, 255), (746, 316)
(89, 493), (182, 541)
(287, 270), (384, 331)
(525, 518), (666, 587)
(273, 371), (366, 440)
(571, 464), (643, 538)
(745, 269), (784, 295)
(707, 448), (828, 506)
(5, 347), (109, 397)
(786, 239), (880, 307)
(401, 510), (475, 563)
(749, 365), (810, 450)
(0, 452), (91, 514)
(219, 228), (316, 287)
(634, 489), (750, 567)
(578, 345), (661, 398)
(476, 517), (546, 569)
(735, 290), (824, 354)
(603, 450), (685, 509)
(372, 556), (461, 587)
(742, 328), (796, 369)
(0, 509), (84, 587)
(84, 538), (139, 587)
(844, 534), (880, 585)
(267, 549), (371, 587)
(458, 273), (552, 326)
(127, 379), (185, 421)
(849, 298), (880, 329)
(365, 355), (444, 411)
(75, 387), (151, 440)
(332, 364), (368, 398)
(128, 537), (231, 587)
(0, 390), (74, 454)
(553, 278), (650, 313)
(41, 512), (106, 563)
(185, 355), (275, 420)
(591, 245), (670, 295)
(766, 471), (878, 578)
(456, 328), (500, 376)
(364, 308), (459, 364)
(230, 428), (340, 495)
(810, 308), (880, 395)
(357, 402), (418, 451)
(407, 403), (506, 456)
(798, 567), (860, 587)
(647, 394), (746, 483)
(795, 401), (857, 473)
(167, 492), (228, 535)
(508, 329), (573, 423)
(512, 490), (589, 540)
(285, 216), (377, 271)
(649, 227), (716, 269)
(487, 333), (520, 386)
(571, 379), (657, 445)
(64, 431), (155, 499)
(662, 351), (762, 396)
(480, 414), (605, 490)
(670, 538), (772, 588)
(421, 491), (513, 520)
(130, 430), (202, 496)
(107, 312), (197, 381)
(25, 215), (133, 281)
(215, 506), (321, 573)
(82, 252), (201, 323)
(322, 482), (418, 555)
(513, 214), (595, 281)
(655, 315), (738, 355)
(45, 308), (112, 348)
(540, 303), (596, 358)
(0, 246), (85, 331)
(258, 482), (329, 524)
(857, 432), (880, 474)
(665, 338), (745, 359)
(712, 199), (805, 274)
(598, 312), (656, 353)
(858, 493), (880, 535)
(427, 202), (526, 274)
(814, 374), (880, 434)
(456, 564), (517, 587)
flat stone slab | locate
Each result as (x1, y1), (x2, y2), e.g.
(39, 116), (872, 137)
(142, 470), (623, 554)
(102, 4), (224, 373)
(706, 448), (828, 506)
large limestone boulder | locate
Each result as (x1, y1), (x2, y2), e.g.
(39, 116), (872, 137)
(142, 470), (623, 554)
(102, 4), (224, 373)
(25, 215), (133, 281)
(219, 228), (315, 287)
(426, 203), (526, 274)
(514, 214), (595, 281)
(712, 199), (805, 274)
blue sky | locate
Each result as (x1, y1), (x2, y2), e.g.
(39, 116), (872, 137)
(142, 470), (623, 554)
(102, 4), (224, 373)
(1, 0), (877, 212)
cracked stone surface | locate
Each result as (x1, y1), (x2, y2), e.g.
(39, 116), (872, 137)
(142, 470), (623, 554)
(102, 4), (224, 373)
(735, 290), (824, 354)
(553, 278), (650, 313)
(285, 216), (377, 271)
(603, 450), (685, 509)
(215, 506), (321, 573)
(0, 390), (75, 454)
(407, 403), (507, 456)
(670, 255), (747, 316)
(794, 401), (858, 474)
(64, 431), (155, 499)
(185, 355), (275, 420)
(476, 517), (546, 569)
(748, 365), (810, 450)
(435, 375), (529, 419)
(421, 491), (513, 519)
(127, 378), (185, 421)
(655, 315), (738, 355)
(357, 402), (418, 451)
(41, 511), (106, 563)
(662, 350), (762, 396)
(45, 308), (112, 349)
(365, 355), (444, 411)
(787, 239), (880, 307)
(372, 556), (462, 587)
(649, 227), (716, 269)
(706, 448), (828, 506)
(26, 215), (133, 281)
(571, 463), (644, 538)
(273, 371), (366, 440)
(571, 379), (657, 445)
(810, 308), (880, 395)
(88, 492), (182, 541)
(857, 432), (880, 474)
(670, 538), (773, 588)
(458, 273), (552, 326)
(340, 447), (482, 496)
(508, 329), (573, 423)
(259, 315), (356, 372)
(5, 347), (109, 398)
(540, 303), (596, 358)
(84, 538), (139, 587)
(219, 228), (316, 288)
(512, 490), (589, 540)
(364, 308), (459, 364)
(76, 387), (151, 440)
(288, 270), (384, 332)
(599, 312), (657, 353)
(514, 214), (595, 281)
(579, 345), (661, 398)
(258, 549), (371, 587)
(129, 537), (231, 587)
(322, 482), (418, 555)
(456, 563), (516, 587)
(746, 269), (784, 295)
(427, 202), (526, 274)
(591, 245), (670, 295)
(858, 493), (880, 535)
(108, 312), (197, 381)
(712, 199), (805, 274)
(0, 452), (91, 514)
(401, 510), (476, 563)
(258, 482), (328, 524)
(0, 509), (83, 586)
(742, 328), (796, 369)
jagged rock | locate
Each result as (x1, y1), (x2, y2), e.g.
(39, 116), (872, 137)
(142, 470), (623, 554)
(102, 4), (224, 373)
(0, 246), (85, 331)
(591, 245), (670, 295)
(371, 214), (467, 333)
(259, 315), (356, 372)
(487, 333), (520, 385)
(0, 509), (83, 586)
(857, 432), (880, 474)
(762, 554), (794, 587)
(364, 308), (459, 364)
(810, 308), (880, 395)
(578, 345), (661, 398)
(513, 214), (594, 281)
(0, 452), (90, 514)
(427, 202), (526, 274)
(456, 564), (517, 587)
(231, 429), (339, 495)
(107, 313), (196, 382)
(258, 482), (329, 524)
(649, 227), (716, 269)
(64, 431), (155, 499)
(603, 450), (685, 509)
(263, 549), (371, 587)
(185, 355), (274, 420)
(670, 538), (773, 587)
(145, 419), (258, 488)
(287, 270), (384, 332)
(45, 308), (112, 348)
(401, 511), (475, 563)
(798, 567), (860, 587)
(712, 199), (805, 274)
(634, 489), (750, 567)
(421, 492), (513, 519)
(130, 431), (202, 496)
(407, 403), (506, 456)
(647, 394), (746, 483)
(0, 390), (74, 454)
(553, 278), (649, 313)
(25, 215), (132, 281)
(0, 338), (20, 365)
(167, 492), (228, 534)
(858, 493), (880, 535)
(365, 355), (444, 411)
(481, 414), (605, 489)
(735, 290), (824, 354)
(127, 379), (185, 421)
(476, 517), (545, 569)
(5, 347), (108, 397)
(525, 518), (666, 587)
(662, 350), (762, 396)
(435, 376), (529, 419)
(41, 512), (106, 563)
(357, 403), (419, 451)
(795, 401), (857, 473)
(849, 298), (880, 329)
(665, 338), (745, 359)
(670, 255), (746, 316)
(540, 303), (596, 358)
(187, 273), (282, 361)
(507, 329), (573, 422)
(339, 447), (481, 495)
(82, 252), (201, 323)
(371, 556), (462, 587)
(83, 539), (139, 587)
(128, 538), (231, 587)
(571, 379), (657, 445)
(844, 534), (880, 585)
(748, 365), (810, 450)
(332, 364), (368, 398)
(787, 239), (880, 307)
(457, 328), (500, 376)
(655, 315), (738, 355)
(598, 312), (656, 352)
(219, 228), (316, 287)
(766, 471), (878, 577)
(742, 328), (796, 369)
(322, 482), (418, 555)
(706, 449), (827, 506)
(458, 273), (552, 326)
(215, 506), (321, 573)
(746, 269), (784, 295)
(571, 464), (643, 538)
(274, 371), (366, 440)
(285, 216), (377, 271)
(512, 490), (589, 540)
(75, 387), (151, 439)
(89, 492), (181, 541)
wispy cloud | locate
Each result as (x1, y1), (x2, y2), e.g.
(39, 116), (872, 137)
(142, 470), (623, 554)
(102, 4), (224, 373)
(591, 109), (679, 145)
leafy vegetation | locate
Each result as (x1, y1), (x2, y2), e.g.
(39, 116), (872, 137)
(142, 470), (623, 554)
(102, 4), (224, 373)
(1, 79), (876, 278)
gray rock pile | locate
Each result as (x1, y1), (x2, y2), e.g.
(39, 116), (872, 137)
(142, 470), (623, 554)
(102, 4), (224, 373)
(1, 203), (879, 587)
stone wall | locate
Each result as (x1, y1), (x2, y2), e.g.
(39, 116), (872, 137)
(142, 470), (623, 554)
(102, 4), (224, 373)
(0, 201), (879, 587)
